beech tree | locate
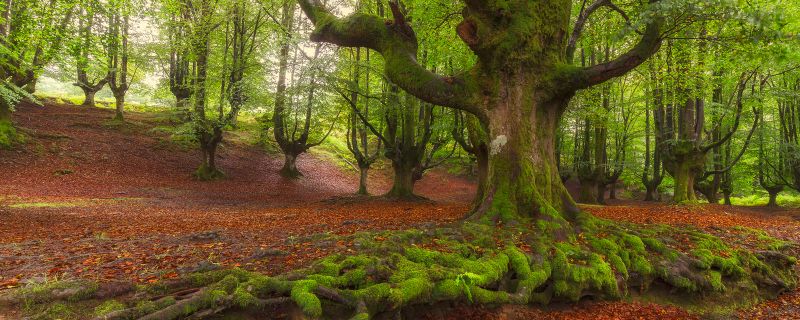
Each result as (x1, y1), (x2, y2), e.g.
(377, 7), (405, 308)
(297, 0), (667, 220)
(0, 0), (74, 146)
(107, 0), (131, 120)
(71, 0), (111, 108)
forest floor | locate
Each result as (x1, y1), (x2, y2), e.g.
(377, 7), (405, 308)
(1, 101), (799, 319)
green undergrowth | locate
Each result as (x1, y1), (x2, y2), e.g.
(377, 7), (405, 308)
(728, 194), (800, 208)
(4, 214), (797, 319)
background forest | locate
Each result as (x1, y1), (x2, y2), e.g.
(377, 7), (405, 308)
(2, 0), (799, 206)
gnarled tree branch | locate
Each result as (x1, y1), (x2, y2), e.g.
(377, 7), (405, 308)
(297, 0), (484, 122)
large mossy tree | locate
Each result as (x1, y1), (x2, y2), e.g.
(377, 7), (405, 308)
(298, 0), (663, 221)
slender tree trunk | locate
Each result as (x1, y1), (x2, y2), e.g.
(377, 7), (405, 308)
(195, 132), (224, 180)
(114, 95), (124, 120)
(357, 167), (369, 195)
(723, 192), (732, 205)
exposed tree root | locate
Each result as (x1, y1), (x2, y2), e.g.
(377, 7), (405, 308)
(3, 214), (797, 319)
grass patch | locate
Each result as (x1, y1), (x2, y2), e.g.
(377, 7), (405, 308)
(5, 197), (141, 209)
(727, 194), (800, 208)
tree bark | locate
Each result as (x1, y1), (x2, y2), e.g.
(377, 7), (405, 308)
(671, 162), (699, 202)
(723, 192), (732, 205)
(469, 88), (578, 222)
(387, 158), (417, 199)
(281, 152), (302, 178)
(357, 167), (369, 195)
(644, 185), (658, 201)
(81, 90), (97, 108)
(767, 191), (779, 208)
(114, 95), (125, 121)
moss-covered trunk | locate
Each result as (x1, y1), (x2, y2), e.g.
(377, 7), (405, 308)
(196, 131), (224, 181)
(672, 164), (697, 202)
(469, 79), (577, 224)
(387, 157), (417, 199)
(114, 94), (125, 121)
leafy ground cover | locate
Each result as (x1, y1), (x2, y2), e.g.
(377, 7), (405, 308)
(1, 102), (798, 319)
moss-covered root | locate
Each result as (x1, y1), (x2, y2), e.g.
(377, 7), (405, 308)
(0, 280), (133, 307)
(16, 221), (798, 320)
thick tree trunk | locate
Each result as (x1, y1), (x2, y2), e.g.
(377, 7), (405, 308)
(81, 90), (97, 108)
(469, 87), (578, 224)
(114, 95), (125, 121)
(24, 77), (37, 94)
(357, 167), (369, 195)
(723, 193), (732, 205)
(281, 153), (302, 178)
(767, 190), (780, 208)
(386, 159), (417, 199)
(672, 164), (698, 203)
(644, 185), (658, 201)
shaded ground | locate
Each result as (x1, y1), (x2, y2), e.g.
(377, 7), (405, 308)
(1, 101), (799, 319)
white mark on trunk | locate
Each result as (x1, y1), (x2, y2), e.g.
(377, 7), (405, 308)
(489, 135), (507, 155)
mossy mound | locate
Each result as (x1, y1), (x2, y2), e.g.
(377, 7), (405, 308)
(194, 165), (225, 181)
(3, 214), (797, 319)
(0, 119), (24, 149)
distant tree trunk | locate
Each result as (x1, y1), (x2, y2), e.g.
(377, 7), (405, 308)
(723, 193), (732, 205)
(196, 131), (223, 180)
(577, 118), (598, 204)
(767, 189), (780, 208)
(81, 90), (97, 107)
(609, 183), (617, 200)
(643, 61), (664, 201)
(73, 6), (109, 108)
(108, 9), (129, 121)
